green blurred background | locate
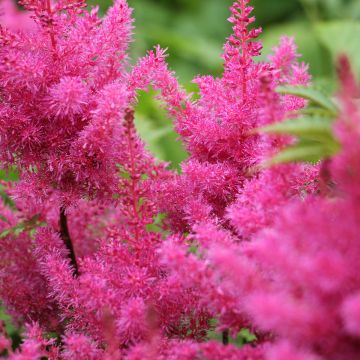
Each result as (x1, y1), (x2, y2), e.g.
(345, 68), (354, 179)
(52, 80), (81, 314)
(87, 0), (360, 168)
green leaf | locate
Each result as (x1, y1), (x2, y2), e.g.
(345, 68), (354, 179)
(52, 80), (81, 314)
(299, 106), (338, 117)
(276, 86), (339, 116)
(153, 212), (166, 225)
(188, 243), (199, 254)
(259, 116), (336, 143)
(207, 330), (223, 342)
(134, 90), (188, 169)
(207, 327), (257, 347)
(0, 167), (19, 182)
(0, 191), (16, 210)
(315, 21), (360, 81)
(146, 213), (168, 235)
(0, 229), (11, 239)
(266, 141), (339, 165)
(238, 328), (257, 343)
(145, 223), (162, 233)
(0, 306), (16, 335)
(13, 226), (25, 236)
(0, 215), (45, 239)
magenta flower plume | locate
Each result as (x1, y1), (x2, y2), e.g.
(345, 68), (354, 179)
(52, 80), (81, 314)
(149, 1), (313, 237)
(173, 61), (360, 359)
(0, 0), (133, 203)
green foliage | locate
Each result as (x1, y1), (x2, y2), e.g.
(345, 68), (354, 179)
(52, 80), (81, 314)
(134, 90), (187, 168)
(187, 243), (198, 255)
(0, 167), (18, 209)
(0, 167), (18, 182)
(0, 215), (46, 239)
(259, 85), (341, 165)
(207, 326), (257, 347)
(261, 117), (336, 143)
(145, 212), (167, 234)
(299, 0), (360, 21)
(315, 21), (360, 80)
(276, 86), (339, 116)
(0, 306), (21, 351)
(266, 140), (339, 165)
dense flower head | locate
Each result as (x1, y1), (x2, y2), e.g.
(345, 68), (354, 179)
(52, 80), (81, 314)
(151, 1), (314, 238)
(0, 0), (134, 204)
(0, 165), (210, 356)
(0, 0), (34, 32)
(159, 61), (360, 359)
(247, 201), (360, 355)
(227, 163), (318, 239)
(126, 339), (267, 360)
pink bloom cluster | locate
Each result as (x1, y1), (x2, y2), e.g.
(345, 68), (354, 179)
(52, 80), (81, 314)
(152, 9), (314, 232)
(1, 0), (360, 359)
(204, 66), (360, 359)
(0, 0), (164, 205)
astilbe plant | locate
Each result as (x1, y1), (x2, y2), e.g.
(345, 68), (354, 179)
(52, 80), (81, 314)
(1, 0), (359, 359)
(151, 0), (318, 338)
(193, 60), (360, 360)
(0, 0), (143, 204)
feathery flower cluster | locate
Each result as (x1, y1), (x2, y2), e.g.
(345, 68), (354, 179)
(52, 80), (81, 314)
(0, 0), (136, 204)
(155, 42), (360, 360)
(209, 66), (360, 359)
(1, 0), (359, 359)
(152, 21), (314, 233)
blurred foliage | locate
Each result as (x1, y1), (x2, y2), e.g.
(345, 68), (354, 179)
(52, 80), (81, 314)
(258, 85), (341, 165)
(0, 306), (22, 351)
(207, 326), (257, 347)
(87, 0), (360, 167)
(0, 167), (18, 208)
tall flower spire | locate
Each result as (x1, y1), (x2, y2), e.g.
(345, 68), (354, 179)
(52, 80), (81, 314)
(224, 0), (262, 99)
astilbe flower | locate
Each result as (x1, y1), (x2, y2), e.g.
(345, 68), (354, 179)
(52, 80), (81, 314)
(29, 114), (210, 355)
(127, 339), (267, 360)
(3, 323), (59, 359)
(149, 0), (319, 336)
(0, 176), (140, 329)
(61, 334), (104, 360)
(175, 62), (360, 359)
(0, 196), (61, 330)
(227, 163), (318, 239)
(0, 0), (35, 32)
(0, 0), (212, 353)
(0, 0), (213, 356)
(0, 0), (133, 204)
(0, 109), (211, 357)
(150, 2), (315, 234)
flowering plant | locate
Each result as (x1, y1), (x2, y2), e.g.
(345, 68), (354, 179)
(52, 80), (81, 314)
(0, 0), (359, 359)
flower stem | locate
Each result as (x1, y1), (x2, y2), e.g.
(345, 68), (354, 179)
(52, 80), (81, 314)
(59, 207), (79, 276)
(222, 329), (229, 345)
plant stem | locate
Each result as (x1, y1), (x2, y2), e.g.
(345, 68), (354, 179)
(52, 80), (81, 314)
(46, 0), (57, 51)
(222, 329), (229, 345)
(124, 108), (141, 244)
(59, 207), (79, 276)
(319, 158), (332, 196)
